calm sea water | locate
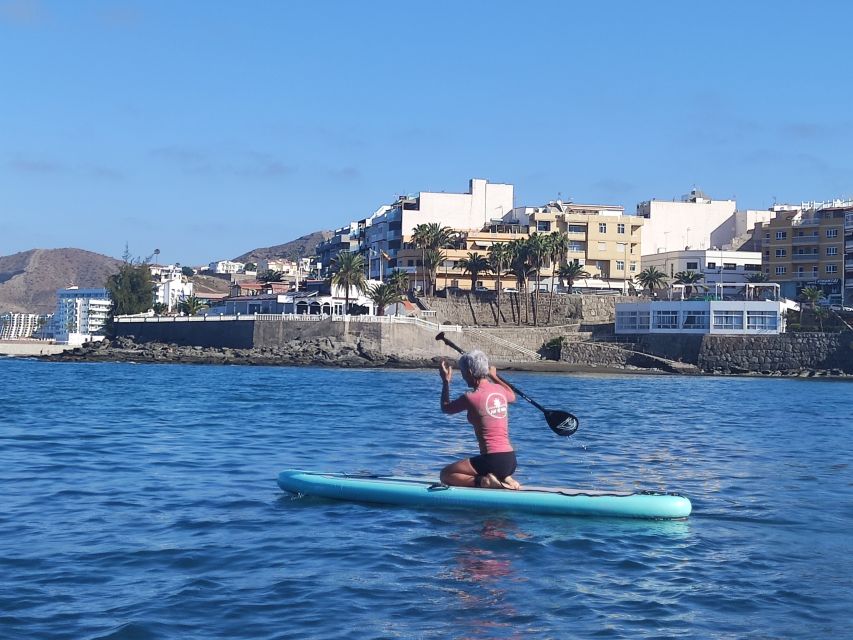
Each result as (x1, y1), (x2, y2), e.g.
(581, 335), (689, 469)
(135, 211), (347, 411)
(1, 358), (851, 639)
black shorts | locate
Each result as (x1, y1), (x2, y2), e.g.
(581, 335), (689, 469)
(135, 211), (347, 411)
(470, 451), (517, 479)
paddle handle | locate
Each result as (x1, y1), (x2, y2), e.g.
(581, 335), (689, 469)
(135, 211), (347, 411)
(435, 332), (547, 415)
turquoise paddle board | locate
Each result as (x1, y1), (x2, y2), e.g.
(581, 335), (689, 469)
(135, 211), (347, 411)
(277, 470), (692, 519)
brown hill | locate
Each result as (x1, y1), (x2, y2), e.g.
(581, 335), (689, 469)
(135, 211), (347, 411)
(0, 249), (123, 314)
(233, 230), (332, 264)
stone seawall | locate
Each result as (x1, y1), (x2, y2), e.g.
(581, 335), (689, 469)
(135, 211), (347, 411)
(421, 293), (631, 327)
(698, 332), (853, 374)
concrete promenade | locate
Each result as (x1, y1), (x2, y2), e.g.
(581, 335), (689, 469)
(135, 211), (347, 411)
(0, 341), (75, 356)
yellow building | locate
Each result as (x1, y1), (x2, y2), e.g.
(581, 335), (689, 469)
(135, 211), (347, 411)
(392, 202), (643, 293)
(756, 204), (846, 302)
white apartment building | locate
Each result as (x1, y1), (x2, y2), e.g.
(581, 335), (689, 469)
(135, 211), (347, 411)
(0, 313), (52, 340)
(150, 264), (194, 312)
(53, 287), (111, 345)
(208, 260), (245, 274)
(363, 178), (513, 279)
(641, 249), (763, 295)
(637, 188), (740, 255)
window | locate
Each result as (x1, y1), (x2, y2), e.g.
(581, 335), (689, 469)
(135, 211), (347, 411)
(827, 228), (839, 238)
(616, 260), (625, 271)
(537, 221), (551, 232)
(682, 311), (709, 330)
(796, 267), (805, 276)
(686, 261), (699, 270)
(617, 223), (625, 234)
(827, 247), (838, 256)
(775, 249), (786, 258)
(598, 242), (607, 250)
(713, 311), (744, 330)
(776, 231), (787, 240)
(598, 223), (607, 233)
(744, 263), (761, 271)
(747, 311), (778, 330)
(630, 262), (637, 273)
(568, 243), (584, 252)
(826, 264), (838, 273)
(707, 262), (716, 270)
(776, 266), (786, 275)
(812, 266), (819, 276)
(568, 224), (585, 233)
(407, 260), (414, 266)
(637, 312), (650, 330)
(616, 311), (638, 331)
(654, 310), (679, 329)
(616, 243), (626, 252)
(724, 263), (737, 270)
(764, 233), (770, 239)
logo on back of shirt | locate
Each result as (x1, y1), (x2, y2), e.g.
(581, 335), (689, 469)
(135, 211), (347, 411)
(485, 393), (508, 418)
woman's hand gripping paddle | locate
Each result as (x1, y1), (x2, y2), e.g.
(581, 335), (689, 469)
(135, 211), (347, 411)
(435, 332), (579, 437)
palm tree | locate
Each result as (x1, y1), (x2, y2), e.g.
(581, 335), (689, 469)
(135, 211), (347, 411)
(179, 295), (206, 316)
(634, 266), (667, 297)
(411, 223), (456, 295)
(813, 306), (828, 332)
(330, 251), (368, 315)
(546, 232), (569, 323)
(388, 269), (409, 295)
(423, 249), (447, 296)
(507, 239), (533, 324)
(558, 261), (591, 294)
(674, 270), (705, 298)
(410, 223), (430, 294)
(458, 252), (490, 291)
(526, 233), (549, 325)
(487, 243), (511, 326)
(257, 269), (286, 283)
(799, 286), (824, 325)
(369, 282), (403, 316)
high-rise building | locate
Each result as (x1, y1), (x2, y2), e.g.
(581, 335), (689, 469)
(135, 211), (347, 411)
(53, 287), (112, 345)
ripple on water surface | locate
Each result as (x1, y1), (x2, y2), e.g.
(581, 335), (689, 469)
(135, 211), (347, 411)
(0, 359), (851, 639)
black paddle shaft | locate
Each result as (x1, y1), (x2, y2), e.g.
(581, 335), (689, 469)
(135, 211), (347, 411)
(435, 332), (579, 437)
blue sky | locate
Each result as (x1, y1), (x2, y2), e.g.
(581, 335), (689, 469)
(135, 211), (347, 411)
(1, 0), (851, 266)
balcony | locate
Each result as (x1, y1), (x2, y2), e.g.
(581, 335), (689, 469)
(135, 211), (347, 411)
(791, 218), (820, 227)
(792, 235), (820, 244)
(790, 252), (820, 261)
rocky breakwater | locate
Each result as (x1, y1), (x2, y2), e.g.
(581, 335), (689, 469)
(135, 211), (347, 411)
(44, 337), (442, 369)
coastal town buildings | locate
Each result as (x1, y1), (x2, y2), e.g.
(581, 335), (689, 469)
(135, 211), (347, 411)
(208, 260), (245, 275)
(0, 312), (52, 340)
(513, 200), (643, 292)
(756, 200), (849, 302)
(221, 282), (377, 316)
(364, 179), (514, 280)
(841, 201), (853, 305)
(637, 188), (772, 256)
(52, 286), (111, 345)
(150, 264), (194, 312)
(641, 249), (763, 296)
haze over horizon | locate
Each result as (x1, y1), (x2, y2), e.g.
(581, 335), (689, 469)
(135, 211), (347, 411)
(2, 0), (851, 266)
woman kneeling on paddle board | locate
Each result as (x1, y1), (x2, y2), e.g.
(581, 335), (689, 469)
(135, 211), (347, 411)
(439, 350), (521, 490)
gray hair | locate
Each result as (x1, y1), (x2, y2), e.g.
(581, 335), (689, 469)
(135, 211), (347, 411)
(458, 350), (489, 379)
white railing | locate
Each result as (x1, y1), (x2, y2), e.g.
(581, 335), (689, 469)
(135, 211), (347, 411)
(115, 314), (252, 323)
(115, 312), (462, 333)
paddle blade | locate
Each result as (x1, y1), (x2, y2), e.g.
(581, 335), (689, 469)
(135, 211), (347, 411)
(545, 410), (579, 437)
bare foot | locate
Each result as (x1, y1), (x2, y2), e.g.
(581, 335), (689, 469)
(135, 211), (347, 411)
(500, 475), (522, 490)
